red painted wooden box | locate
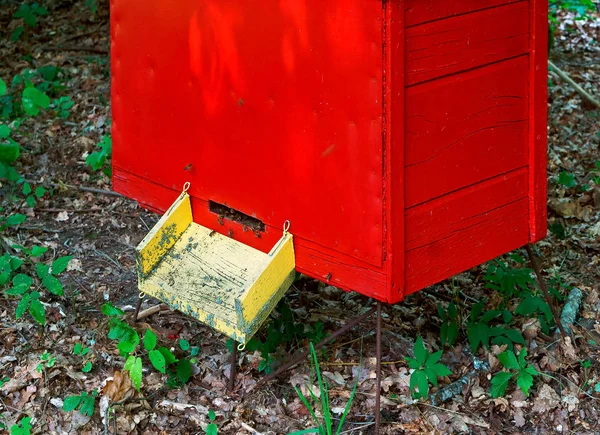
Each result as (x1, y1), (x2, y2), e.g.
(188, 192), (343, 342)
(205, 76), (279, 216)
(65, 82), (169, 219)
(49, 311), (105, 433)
(111, 0), (548, 304)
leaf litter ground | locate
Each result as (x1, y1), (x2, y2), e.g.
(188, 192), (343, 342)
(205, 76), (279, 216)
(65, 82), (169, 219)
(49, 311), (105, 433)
(0, 2), (599, 434)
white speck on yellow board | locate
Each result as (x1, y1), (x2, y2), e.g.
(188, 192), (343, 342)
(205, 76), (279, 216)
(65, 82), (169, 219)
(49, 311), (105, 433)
(136, 193), (296, 344)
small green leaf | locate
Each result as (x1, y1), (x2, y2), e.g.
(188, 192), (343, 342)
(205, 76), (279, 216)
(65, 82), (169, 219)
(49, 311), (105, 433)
(157, 347), (178, 365)
(431, 363), (452, 378)
(491, 371), (514, 398)
(179, 338), (190, 351)
(0, 77), (6, 96)
(63, 395), (81, 412)
(101, 303), (124, 317)
(42, 274), (64, 296)
(73, 343), (83, 355)
(426, 350), (442, 366)
(503, 329), (526, 346)
(557, 171), (576, 188)
(6, 214), (26, 226)
(149, 349), (166, 373)
(31, 245), (48, 257)
(82, 362), (92, 373)
(144, 329), (157, 351)
(36, 262), (50, 278)
(22, 182), (32, 195)
(128, 357), (143, 391)
(208, 409), (216, 421)
(498, 351), (520, 370)
(51, 256), (72, 275)
(416, 370), (429, 399)
(206, 423), (218, 435)
(176, 359), (192, 383)
(0, 140), (20, 165)
(413, 337), (428, 365)
(25, 195), (35, 207)
(0, 124), (10, 138)
(15, 293), (32, 318)
(22, 86), (50, 116)
(13, 273), (32, 288)
(35, 185), (46, 198)
(79, 392), (96, 416)
(516, 371), (534, 396)
(6, 284), (29, 296)
(29, 299), (46, 324)
(124, 355), (136, 371)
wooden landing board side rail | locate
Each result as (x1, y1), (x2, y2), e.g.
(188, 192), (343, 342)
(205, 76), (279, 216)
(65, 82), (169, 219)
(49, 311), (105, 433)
(404, 56), (530, 207)
(136, 191), (192, 278)
(405, 1), (530, 86)
(405, 0), (521, 27)
(237, 233), (296, 342)
(529, 0), (549, 242)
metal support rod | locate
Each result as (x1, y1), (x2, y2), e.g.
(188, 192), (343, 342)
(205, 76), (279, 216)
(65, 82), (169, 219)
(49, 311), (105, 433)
(133, 296), (144, 323)
(253, 306), (377, 390)
(375, 301), (382, 435)
(229, 344), (238, 392)
(526, 244), (568, 339)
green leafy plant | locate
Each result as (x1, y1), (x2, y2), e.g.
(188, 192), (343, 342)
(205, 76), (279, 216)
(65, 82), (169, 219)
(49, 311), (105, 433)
(86, 135), (112, 177)
(467, 301), (526, 353)
(73, 342), (93, 372)
(11, 3), (49, 41)
(102, 303), (190, 390)
(36, 351), (56, 373)
(438, 302), (459, 348)
(290, 343), (359, 435)
(485, 255), (536, 301)
(405, 337), (452, 399)
(9, 416), (32, 435)
(491, 348), (538, 397)
(63, 390), (98, 416)
(3, 250), (72, 325)
(515, 295), (555, 334)
(206, 410), (218, 435)
(52, 96), (74, 119)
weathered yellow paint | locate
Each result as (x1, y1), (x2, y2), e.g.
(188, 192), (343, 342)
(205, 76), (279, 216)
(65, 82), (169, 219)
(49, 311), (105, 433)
(136, 193), (296, 344)
(136, 192), (192, 278)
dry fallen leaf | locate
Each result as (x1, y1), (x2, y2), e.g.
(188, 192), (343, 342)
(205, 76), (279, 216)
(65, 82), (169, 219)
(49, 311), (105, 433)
(102, 371), (134, 402)
(532, 384), (561, 414)
(55, 210), (70, 222)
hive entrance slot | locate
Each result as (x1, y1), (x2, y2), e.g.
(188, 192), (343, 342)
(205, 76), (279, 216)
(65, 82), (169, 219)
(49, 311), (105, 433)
(209, 200), (266, 233)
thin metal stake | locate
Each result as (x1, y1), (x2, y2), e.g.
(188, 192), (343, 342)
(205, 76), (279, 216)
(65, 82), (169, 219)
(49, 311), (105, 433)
(526, 244), (568, 339)
(375, 301), (382, 435)
(133, 296), (143, 323)
(229, 344), (238, 392)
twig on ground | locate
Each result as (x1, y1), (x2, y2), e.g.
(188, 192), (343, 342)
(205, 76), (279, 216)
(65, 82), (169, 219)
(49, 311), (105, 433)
(240, 422), (264, 435)
(135, 304), (169, 321)
(26, 179), (123, 197)
(548, 60), (600, 108)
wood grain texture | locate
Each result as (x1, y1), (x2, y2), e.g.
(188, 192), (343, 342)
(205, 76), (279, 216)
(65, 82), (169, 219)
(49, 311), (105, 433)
(405, 1), (529, 85)
(405, 0), (521, 26)
(405, 175), (530, 293)
(529, 0), (549, 242)
(405, 56), (530, 207)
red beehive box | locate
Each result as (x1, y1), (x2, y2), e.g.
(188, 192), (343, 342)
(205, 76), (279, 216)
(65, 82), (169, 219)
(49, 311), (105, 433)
(111, 0), (548, 304)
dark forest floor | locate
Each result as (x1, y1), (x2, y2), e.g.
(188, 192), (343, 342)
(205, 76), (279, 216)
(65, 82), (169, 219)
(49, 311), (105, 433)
(1, 1), (599, 434)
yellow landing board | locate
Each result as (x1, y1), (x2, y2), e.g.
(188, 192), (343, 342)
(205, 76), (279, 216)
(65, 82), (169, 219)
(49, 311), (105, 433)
(136, 193), (296, 344)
